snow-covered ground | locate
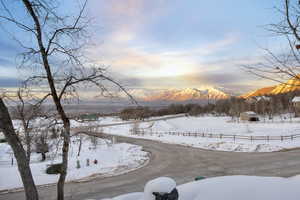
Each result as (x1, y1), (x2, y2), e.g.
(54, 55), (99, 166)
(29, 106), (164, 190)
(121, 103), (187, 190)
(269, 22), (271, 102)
(100, 115), (300, 152)
(103, 175), (300, 200)
(0, 136), (149, 191)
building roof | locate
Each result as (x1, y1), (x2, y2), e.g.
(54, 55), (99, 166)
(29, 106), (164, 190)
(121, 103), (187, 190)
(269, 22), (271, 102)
(242, 111), (257, 115)
(256, 96), (271, 101)
(292, 96), (300, 102)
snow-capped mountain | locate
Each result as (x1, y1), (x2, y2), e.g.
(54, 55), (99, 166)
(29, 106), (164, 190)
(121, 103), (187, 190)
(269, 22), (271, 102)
(271, 76), (300, 95)
(240, 75), (300, 98)
(131, 87), (229, 102)
(240, 86), (276, 98)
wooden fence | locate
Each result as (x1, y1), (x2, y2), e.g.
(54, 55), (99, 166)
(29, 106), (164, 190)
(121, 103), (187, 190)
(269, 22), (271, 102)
(134, 130), (300, 142)
(72, 124), (300, 142)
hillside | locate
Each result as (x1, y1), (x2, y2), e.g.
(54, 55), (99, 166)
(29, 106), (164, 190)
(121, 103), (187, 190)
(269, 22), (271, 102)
(241, 75), (300, 98)
(240, 86), (276, 98)
(271, 76), (300, 95)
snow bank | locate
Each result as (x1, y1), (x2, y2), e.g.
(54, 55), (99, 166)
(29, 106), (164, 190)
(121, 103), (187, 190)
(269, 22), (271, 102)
(0, 137), (149, 191)
(106, 175), (300, 200)
(102, 116), (300, 152)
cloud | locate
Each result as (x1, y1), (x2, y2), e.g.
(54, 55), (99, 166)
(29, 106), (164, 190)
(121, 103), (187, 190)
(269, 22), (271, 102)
(87, 33), (240, 80)
(0, 57), (13, 66)
(0, 0), (276, 95)
(0, 77), (21, 87)
(0, 40), (20, 54)
(85, 1), (253, 93)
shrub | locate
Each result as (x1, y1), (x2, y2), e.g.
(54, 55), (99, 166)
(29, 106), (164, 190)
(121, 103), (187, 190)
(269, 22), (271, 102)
(76, 160), (81, 169)
(0, 138), (7, 143)
(50, 128), (58, 139)
(46, 163), (63, 174)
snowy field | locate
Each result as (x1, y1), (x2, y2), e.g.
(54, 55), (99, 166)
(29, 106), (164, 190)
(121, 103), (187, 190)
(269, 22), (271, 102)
(0, 136), (149, 191)
(99, 115), (300, 152)
(102, 175), (300, 200)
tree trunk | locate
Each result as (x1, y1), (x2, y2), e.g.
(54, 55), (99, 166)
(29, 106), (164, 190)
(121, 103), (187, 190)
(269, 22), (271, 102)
(24, 128), (31, 163)
(0, 99), (39, 200)
(77, 136), (82, 157)
(41, 152), (46, 162)
(21, 1), (71, 199)
(57, 124), (70, 200)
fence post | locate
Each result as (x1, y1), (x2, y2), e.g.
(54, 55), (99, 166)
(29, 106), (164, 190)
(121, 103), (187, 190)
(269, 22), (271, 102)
(251, 136), (253, 142)
(233, 135), (236, 143)
(281, 136), (283, 142)
(267, 136), (269, 142)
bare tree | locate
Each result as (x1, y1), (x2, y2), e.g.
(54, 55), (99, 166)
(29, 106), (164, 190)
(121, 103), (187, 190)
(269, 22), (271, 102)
(243, 0), (300, 87)
(0, 0), (135, 199)
(130, 122), (140, 135)
(0, 98), (39, 200)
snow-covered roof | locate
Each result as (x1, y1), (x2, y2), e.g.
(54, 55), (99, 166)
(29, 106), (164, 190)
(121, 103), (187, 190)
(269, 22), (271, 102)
(256, 96), (271, 101)
(0, 132), (4, 140)
(292, 96), (300, 102)
(242, 111), (257, 115)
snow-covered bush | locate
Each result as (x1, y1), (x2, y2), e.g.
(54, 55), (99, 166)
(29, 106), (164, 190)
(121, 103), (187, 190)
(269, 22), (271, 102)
(143, 177), (177, 200)
(46, 163), (62, 174)
(101, 177), (178, 200)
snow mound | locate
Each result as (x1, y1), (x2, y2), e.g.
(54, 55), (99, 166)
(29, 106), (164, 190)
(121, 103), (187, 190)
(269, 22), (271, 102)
(0, 137), (149, 190)
(143, 177), (176, 200)
(102, 177), (177, 200)
(103, 115), (300, 152)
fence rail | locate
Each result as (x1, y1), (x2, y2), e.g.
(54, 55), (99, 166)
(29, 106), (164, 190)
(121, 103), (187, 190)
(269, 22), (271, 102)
(133, 130), (300, 142)
(228, 119), (300, 124)
(73, 124), (300, 142)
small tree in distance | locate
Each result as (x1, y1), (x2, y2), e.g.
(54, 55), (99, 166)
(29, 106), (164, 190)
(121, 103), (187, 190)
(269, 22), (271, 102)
(6, 88), (48, 163)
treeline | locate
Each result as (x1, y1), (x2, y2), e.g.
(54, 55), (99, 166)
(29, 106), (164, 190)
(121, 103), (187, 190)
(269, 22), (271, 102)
(212, 92), (298, 119)
(119, 103), (215, 120)
(217, 94), (296, 119)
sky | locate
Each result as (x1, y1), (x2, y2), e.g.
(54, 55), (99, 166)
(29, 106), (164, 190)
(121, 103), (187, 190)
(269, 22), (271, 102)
(0, 0), (286, 95)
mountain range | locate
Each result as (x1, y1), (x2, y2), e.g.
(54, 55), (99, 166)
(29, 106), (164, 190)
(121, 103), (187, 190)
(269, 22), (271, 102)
(130, 87), (230, 102)
(132, 75), (300, 102)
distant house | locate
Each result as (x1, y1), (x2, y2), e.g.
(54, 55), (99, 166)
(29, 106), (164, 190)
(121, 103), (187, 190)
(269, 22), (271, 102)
(245, 97), (257, 104)
(292, 96), (300, 106)
(245, 96), (270, 104)
(292, 96), (300, 117)
(240, 111), (259, 121)
(256, 96), (271, 102)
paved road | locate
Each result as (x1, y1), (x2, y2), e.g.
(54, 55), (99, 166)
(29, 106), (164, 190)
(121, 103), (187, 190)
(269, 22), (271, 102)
(1, 136), (300, 200)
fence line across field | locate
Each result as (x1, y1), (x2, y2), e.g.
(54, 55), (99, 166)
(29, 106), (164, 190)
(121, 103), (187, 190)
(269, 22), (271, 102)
(228, 120), (300, 124)
(132, 130), (300, 142)
(71, 124), (300, 142)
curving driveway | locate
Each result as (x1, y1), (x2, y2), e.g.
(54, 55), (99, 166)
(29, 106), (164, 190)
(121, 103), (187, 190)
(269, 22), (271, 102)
(1, 135), (300, 200)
